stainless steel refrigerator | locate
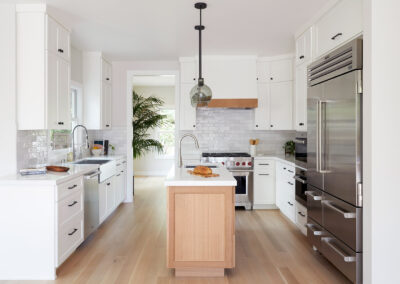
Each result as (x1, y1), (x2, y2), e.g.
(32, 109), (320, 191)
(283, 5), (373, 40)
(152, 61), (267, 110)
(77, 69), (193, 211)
(306, 39), (363, 284)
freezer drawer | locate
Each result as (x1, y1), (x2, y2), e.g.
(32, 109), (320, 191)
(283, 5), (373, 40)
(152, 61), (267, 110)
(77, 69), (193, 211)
(305, 184), (323, 225)
(306, 217), (325, 251)
(321, 232), (362, 284)
(322, 193), (362, 252)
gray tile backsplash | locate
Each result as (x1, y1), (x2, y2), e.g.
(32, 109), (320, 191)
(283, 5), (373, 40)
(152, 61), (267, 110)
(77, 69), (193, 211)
(88, 126), (127, 155)
(180, 108), (296, 155)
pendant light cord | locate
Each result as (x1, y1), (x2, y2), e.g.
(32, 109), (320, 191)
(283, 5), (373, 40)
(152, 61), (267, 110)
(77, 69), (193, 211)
(199, 8), (202, 81)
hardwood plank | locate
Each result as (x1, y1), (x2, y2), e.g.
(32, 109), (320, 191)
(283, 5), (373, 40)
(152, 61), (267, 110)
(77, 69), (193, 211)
(0, 177), (351, 284)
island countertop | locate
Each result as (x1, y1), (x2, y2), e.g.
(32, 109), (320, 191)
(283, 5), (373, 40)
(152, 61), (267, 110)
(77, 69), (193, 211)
(165, 165), (237, 187)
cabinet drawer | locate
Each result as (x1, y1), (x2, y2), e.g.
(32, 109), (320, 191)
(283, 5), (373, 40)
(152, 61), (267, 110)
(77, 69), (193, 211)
(306, 217), (324, 251)
(322, 193), (362, 252)
(57, 176), (83, 201)
(295, 202), (307, 235)
(306, 184), (323, 225)
(58, 189), (83, 225)
(58, 211), (84, 266)
(116, 159), (126, 172)
(321, 232), (361, 284)
(254, 160), (273, 173)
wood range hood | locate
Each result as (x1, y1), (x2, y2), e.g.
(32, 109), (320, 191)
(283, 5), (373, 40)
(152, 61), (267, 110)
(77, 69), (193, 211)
(199, 98), (258, 109)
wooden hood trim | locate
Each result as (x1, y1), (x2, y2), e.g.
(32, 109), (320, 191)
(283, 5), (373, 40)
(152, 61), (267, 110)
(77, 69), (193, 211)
(200, 99), (258, 109)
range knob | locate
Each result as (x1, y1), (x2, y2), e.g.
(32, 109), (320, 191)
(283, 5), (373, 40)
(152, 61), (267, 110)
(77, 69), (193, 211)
(235, 162), (240, 166)
(222, 162), (225, 165)
(242, 162), (246, 166)
(248, 161), (252, 166)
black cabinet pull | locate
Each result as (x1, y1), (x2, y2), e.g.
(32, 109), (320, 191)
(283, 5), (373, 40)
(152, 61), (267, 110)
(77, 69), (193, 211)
(270, 124), (273, 127)
(106, 77), (110, 81)
(299, 55), (305, 59)
(116, 174), (121, 177)
(121, 170), (124, 173)
(288, 170), (294, 173)
(255, 124), (259, 128)
(107, 182), (111, 186)
(288, 182), (294, 186)
(68, 184), (77, 190)
(270, 77), (273, 81)
(193, 78), (196, 81)
(58, 122), (64, 125)
(68, 201), (78, 207)
(258, 163), (269, 166)
(58, 48), (64, 53)
(106, 124), (110, 127)
(298, 211), (306, 217)
(288, 201), (293, 206)
(299, 122), (304, 126)
(68, 228), (78, 236)
(258, 174), (269, 176)
(256, 77), (259, 81)
(331, 32), (343, 40)
(193, 125), (196, 128)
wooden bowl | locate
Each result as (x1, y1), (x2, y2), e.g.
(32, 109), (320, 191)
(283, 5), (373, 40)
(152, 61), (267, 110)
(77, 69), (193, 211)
(46, 166), (70, 172)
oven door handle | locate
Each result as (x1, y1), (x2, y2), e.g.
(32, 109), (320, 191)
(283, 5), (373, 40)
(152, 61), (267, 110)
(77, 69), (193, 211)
(293, 139), (306, 144)
(294, 175), (306, 184)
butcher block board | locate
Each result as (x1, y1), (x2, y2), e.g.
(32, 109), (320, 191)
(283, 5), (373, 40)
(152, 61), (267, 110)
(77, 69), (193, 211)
(187, 170), (220, 178)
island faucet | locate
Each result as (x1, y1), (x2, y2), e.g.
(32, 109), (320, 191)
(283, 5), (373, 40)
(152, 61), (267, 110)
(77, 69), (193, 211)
(72, 124), (89, 160)
(179, 134), (200, 168)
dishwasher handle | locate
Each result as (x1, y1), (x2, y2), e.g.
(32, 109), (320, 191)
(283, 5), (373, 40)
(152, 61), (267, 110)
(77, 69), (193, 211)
(85, 171), (101, 180)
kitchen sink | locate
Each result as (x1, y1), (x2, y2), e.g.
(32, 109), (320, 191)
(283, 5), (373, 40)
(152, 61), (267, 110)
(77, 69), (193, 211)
(73, 159), (111, 165)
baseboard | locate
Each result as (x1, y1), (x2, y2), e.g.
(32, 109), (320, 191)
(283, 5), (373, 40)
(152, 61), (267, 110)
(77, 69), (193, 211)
(253, 204), (278, 210)
(134, 171), (168, 176)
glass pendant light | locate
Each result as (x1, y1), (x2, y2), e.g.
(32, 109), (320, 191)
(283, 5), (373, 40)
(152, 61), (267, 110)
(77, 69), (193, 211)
(190, 2), (212, 107)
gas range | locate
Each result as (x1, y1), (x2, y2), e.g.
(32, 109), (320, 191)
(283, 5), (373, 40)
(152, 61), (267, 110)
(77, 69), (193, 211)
(201, 152), (253, 171)
(201, 152), (253, 210)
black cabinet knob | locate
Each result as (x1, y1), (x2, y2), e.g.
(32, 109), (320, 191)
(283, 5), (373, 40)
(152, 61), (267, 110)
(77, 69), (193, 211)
(256, 124), (258, 128)
(256, 77), (259, 81)
(58, 122), (64, 125)
(193, 125), (195, 128)
(193, 78), (196, 81)
(270, 124), (273, 127)
(58, 48), (64, 53)
(299, 122), (304, 126)
(299, 55), (305, 59)
(107, 182), (111, 186)
(106, 78), (110, 81)
(270, 77), (273, 81)
(106, 124), (110, 127)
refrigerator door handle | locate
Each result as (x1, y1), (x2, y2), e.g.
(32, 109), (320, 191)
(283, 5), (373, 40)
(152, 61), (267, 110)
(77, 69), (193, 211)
(316, 101), (321, 173)
(318, 101), (331, 174)
(322, 200), (356, 219)
(305, 191), (322, 201)
(321, 237), (356, 263)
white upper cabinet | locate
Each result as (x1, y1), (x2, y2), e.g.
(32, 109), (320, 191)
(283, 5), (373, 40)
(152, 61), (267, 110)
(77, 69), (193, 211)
(295, 64), (308, 131)
(46, 16), (70, 61)
(270, 59), (293, 82)
(179, 83), (197, 130)
(83, 52), (113, 130)
(270, 82), (293, 130)
(180, 58), (197, 83)
(295, 27), (313, 65)
(254, 83), (270, 130)
(16, 4), (71, 130)
(256, 61), (270, 83)
(202, 56), (257, 99)
(314, 0), (363, 58)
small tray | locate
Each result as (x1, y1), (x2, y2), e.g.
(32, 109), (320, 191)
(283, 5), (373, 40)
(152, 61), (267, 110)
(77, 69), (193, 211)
(187, 170), (219, 178)
(46, 166), (70, 172)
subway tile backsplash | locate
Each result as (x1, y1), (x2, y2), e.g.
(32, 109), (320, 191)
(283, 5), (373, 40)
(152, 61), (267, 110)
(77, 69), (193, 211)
(180, 108), (296, 155)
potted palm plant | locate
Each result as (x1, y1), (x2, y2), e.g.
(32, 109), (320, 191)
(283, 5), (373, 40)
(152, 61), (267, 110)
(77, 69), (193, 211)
(132, 90), (167, 159)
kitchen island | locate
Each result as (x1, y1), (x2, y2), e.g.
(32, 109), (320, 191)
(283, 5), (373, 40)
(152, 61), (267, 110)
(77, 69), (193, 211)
(165, 166), (237, 277)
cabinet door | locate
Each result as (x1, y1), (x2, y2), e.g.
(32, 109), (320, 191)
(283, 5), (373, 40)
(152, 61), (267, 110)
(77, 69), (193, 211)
(106, 178), (115, 215)
(256, 61), (270, 83)
(270, 59), (293, 82)
(295, 64), (307, 131)
(102, 59), (112, 82)
(179, 83), (196, 130)
(275, 179), (286, 210)
(99, 181), (107, 223)
(46, 16), (58, 54)
(47, 52), (58, 129)
(296, 27), (312, 65)
(270, 82), (293, 130)
(102, 83), (112, 129)
(315, 0), (362, 58)
(57, 25), (70, 61)
(180, 60), (197, 83)
(254, 172), (275, 205)
(254, 83), (270, 130)
(56, 58), (71, 130)
(115, 171), (124, 206)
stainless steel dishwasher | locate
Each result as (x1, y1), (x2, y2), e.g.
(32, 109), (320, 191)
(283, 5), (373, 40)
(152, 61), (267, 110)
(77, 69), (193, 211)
(83, 169), (101, 239)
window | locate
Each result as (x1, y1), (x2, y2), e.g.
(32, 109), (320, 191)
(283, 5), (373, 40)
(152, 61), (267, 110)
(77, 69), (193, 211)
(156, 109), (175, 159)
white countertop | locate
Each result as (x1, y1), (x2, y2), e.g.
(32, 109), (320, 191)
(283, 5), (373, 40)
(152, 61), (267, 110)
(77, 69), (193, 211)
(0, 164), (99, 186)
(254, 154), (307, 169)
(0, 154), (126, 186)
(165, 166), (237, 187)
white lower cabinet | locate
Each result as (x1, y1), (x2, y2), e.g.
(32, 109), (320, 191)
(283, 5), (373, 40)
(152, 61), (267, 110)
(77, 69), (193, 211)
(275, 162), (296, 223)
(253, 159), (276, 209)
(99, 180), (107, 224)
(106, 176), (116, 216)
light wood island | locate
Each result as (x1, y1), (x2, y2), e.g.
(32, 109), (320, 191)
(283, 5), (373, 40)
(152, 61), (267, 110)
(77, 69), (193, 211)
(165, 166), (237, 277)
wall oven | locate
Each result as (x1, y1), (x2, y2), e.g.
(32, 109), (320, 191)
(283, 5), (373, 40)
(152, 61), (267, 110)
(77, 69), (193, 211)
(294, 136), (307, 169)
(294, 167), (307, 207)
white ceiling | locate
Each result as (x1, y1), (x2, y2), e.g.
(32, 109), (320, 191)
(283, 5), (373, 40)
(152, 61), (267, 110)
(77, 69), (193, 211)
(10, 0), (330, 61)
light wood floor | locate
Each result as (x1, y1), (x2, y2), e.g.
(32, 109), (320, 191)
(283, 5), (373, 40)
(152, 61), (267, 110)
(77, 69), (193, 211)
(2, 177), (350, 284)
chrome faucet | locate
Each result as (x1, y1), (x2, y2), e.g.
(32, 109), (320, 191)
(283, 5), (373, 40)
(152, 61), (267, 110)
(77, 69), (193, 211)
(72, 125), (89, 160)
(179, 134), (200, 168)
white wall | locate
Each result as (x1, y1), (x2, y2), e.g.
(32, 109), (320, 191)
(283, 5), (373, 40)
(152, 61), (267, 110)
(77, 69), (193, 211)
(363, 0), (400, 283)
(0, 4), (17, 176)
(71, 47), (83, 83)
(132, 85), (175, 176)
